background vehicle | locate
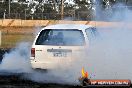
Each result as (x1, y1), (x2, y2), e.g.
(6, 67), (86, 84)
(30, 24), (97, 70)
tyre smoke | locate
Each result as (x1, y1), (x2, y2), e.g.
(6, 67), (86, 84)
(0, 42), (32, 73)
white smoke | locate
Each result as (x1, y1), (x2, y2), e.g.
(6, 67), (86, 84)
(83, 3), (132, 80)
(85, 27), (132, 79)
(0, 42), (32, 73)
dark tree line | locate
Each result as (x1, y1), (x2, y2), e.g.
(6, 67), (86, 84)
(0, 0), (132, 20)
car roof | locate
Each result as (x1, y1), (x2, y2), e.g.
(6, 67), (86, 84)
(43, 24), (94, 31)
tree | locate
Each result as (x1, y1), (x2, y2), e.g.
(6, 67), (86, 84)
(73, 0), (95, 20)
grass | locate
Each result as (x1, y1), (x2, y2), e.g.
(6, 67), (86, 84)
(0, 27), (35, 48)
(1, 34), (34, 48)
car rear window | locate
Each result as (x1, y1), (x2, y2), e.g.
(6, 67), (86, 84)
(35, 29), (85, 46)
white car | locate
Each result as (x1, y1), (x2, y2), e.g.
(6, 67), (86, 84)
(30, 24), (97, 70)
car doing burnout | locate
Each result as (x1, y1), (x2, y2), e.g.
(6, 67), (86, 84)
(30, 24), (97, 70)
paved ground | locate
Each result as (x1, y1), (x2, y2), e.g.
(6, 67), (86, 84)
(0, 75), (76, 88)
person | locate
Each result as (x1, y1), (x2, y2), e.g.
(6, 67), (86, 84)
(56, 32), (65, 45)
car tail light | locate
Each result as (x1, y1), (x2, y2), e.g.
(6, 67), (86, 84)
(31, 48), (35, 57)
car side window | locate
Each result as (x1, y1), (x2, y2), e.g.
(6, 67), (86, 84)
(35, 29), (51, 45)
(86, 27), (98, 43)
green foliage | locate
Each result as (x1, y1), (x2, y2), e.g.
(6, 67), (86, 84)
(0, 0), (132, 20)
(74, 0), (89, 4)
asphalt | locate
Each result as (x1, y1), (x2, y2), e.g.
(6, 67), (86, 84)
(0, 75), (75, 88)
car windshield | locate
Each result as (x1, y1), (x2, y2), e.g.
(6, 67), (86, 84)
(35, 29), (85, 46)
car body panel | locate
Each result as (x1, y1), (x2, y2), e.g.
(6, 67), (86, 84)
(30, 24), (96, 69)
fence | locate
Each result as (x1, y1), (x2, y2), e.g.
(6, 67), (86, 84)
(0, 7), (132, 21)
(1, 19), (132, 28)
(2, 12), (90, 20)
